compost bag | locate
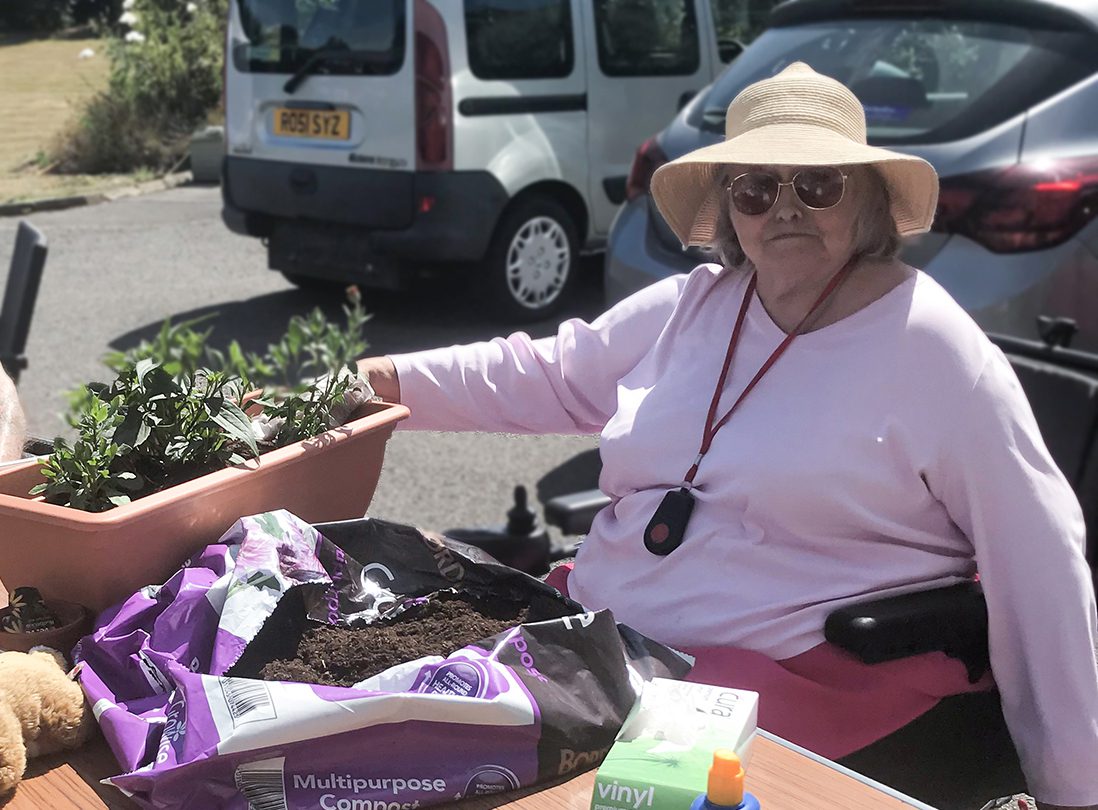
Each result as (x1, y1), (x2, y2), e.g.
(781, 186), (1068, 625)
(76, 510), (691, 809)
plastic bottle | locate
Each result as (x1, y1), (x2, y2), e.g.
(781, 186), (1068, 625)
(689, 749), (760, 810)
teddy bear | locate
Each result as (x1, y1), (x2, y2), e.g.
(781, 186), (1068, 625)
(0, 647), (95, 794)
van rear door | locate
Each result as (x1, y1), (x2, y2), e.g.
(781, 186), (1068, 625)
(224, 0), (416, 227)
(450, 0), (588, 194)
(582, 0), (714, 237)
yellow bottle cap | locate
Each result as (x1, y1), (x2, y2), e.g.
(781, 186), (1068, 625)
(707, 748), (745, 807)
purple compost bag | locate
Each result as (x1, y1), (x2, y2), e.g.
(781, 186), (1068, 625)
(75, 510), (691, 810)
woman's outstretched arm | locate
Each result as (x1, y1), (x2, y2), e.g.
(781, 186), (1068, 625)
(359, 271), (693, 436)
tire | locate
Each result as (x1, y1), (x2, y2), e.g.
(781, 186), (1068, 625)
(481, 196), (579, 323)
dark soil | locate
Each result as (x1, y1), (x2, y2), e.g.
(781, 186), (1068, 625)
(134, 456), (229, 498)
(252, 590), (570, 687)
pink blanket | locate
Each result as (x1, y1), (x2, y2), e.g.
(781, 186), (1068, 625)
(545, 563), (992, 758)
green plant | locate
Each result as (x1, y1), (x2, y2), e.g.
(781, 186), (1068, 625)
(93, 289), (368, 387)
(65, 314), (220, 425)
(250, 289), (371, 446)
(109, 314), (219, 375)
(41, 289), (370, 512)
(53, 0), (228, 173)
(34, 397), (141, 512)
(36, 362), (257, 512)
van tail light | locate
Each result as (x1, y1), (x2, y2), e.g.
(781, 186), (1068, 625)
(414, 0), (452, 171)
(626, 137), (669, 202)
(933, 157), (1098, 253)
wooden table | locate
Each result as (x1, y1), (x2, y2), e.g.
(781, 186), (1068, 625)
(3, 729), (934, 810)
(0, 583), (933, 810)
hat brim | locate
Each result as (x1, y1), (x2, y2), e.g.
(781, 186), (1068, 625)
(650, 123), (939, 246)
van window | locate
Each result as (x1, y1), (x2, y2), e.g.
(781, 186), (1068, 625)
(232, 0), (405, 75)
(464, 0), (574, 80)
(594, 0), (700, 77)
(708, 0), (782, 61)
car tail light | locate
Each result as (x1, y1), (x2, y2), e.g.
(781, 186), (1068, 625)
(626, 137), (669, 202)
(414, 0), (452, 171)
(933, 157), (1098, 253)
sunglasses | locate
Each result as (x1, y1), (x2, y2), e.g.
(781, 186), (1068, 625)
(727, 167), (849, 216)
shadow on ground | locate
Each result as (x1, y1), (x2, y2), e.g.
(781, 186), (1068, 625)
(107, 256), (607, 361)
(536, 447), (602, 504)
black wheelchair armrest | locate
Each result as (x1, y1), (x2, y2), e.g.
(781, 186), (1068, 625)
(544, 488), (612, 536)
(824, 581), (990, 684)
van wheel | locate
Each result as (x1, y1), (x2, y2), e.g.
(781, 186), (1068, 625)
(483, 197), (578, 322)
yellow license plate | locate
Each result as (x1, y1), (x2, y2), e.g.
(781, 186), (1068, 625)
(273, 108), (350, 140)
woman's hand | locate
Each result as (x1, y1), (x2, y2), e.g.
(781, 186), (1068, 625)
(356, 356), (400, 403)
(0, 367), (26, 462)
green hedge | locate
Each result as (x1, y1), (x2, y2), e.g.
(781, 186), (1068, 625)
(53, 0), (228, 173)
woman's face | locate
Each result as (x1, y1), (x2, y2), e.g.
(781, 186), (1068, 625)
(726, 164), (862, 272)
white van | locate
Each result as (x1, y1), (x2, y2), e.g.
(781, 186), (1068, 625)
(221, 0), (759, 320)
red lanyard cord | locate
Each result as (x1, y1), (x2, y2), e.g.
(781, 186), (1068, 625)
(682, 261), (856, 487)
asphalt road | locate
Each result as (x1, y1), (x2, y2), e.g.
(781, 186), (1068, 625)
(0, 185), (603, 540)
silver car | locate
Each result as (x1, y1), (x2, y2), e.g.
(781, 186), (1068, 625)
(605, 0), (1098, 350)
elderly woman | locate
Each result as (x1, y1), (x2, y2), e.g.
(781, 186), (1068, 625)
(0, 367), (25, 463)
(359, 64), (1098, 809)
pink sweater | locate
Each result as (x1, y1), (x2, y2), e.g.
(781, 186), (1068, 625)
(390, 264), (1098, 805)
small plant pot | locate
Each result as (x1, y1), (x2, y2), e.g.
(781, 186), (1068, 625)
(0, 401), (409, 613)
(0, 598), (92, 656)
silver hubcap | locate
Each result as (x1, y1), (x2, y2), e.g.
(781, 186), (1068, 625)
(505, 216), (570, 310)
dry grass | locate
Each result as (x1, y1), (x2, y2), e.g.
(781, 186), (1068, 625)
(0, 34), (130, 203)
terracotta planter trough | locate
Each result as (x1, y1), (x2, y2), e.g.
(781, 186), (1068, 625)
(0, 401), (408, 613)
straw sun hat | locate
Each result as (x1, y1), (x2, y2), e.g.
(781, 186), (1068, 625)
(650, 62), (939, 247)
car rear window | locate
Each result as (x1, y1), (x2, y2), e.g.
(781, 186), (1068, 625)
(689, 18), (1098, 145)
(233, 0), (406, 75)
(464, 0), (574, 80)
